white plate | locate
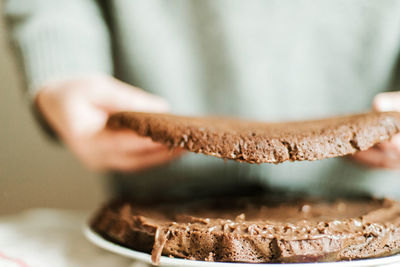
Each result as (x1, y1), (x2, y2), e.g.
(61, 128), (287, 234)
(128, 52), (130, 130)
(84, 226), (400, 267)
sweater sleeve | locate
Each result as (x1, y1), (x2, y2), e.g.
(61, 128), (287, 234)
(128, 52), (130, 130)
(3, 0), (113, 98)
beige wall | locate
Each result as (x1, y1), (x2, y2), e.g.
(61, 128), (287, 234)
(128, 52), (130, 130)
(0, 2), (106, 215)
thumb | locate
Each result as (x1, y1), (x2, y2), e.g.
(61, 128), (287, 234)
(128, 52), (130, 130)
(93, 80), (169, 113)
(373, 92), (400, 112)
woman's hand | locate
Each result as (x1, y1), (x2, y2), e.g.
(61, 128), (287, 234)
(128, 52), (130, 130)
(36, 75), (183, 172)
(352, 92), (400, 169)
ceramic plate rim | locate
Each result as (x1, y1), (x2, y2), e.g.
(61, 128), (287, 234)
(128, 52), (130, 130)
(84, 225), (400, 267)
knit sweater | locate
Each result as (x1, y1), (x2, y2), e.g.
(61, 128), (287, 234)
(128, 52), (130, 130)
(4, 0), (400, 199)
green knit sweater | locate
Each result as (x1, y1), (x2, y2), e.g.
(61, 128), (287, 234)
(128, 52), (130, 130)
(4, 0), (400, 199)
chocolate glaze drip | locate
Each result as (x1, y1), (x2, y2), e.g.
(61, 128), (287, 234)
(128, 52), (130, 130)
(91, 196), (400, 264)
(151, 227), (170, 265)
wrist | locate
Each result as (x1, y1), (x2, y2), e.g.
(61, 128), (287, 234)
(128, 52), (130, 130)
(32, 90), (60, 141)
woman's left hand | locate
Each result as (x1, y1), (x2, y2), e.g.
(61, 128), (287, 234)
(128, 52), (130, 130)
(351, 92), (400, 169)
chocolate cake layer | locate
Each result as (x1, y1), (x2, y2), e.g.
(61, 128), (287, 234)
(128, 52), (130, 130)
(107, 111), (400, 163)
(91, 196), (400, 265)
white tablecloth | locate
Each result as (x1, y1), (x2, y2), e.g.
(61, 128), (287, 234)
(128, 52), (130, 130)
(0, 209), (148, 267)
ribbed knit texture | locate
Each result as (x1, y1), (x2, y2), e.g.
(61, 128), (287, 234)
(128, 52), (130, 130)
(4, 0), (112, 98)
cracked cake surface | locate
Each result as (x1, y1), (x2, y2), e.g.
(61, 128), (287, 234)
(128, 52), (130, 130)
(91, 196), (400, 265)
(107, 111), (400, 163)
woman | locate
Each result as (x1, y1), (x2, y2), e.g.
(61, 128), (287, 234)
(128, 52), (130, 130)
(4, 0), (400, 200)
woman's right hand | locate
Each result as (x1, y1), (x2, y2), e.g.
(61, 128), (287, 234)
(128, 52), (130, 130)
(36, 75), (183, 172)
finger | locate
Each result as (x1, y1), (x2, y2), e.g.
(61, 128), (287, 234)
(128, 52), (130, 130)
(66, 131), (184, 172)
(120, 146), (186, 158)
(95, 130), (167, 153)
(391, 134), (400, 152)
(373, 92), (400, 112)
(105, 148), (183, 172)
(351, 148), (387, 168)
(376, 139), (400, 156)
(92, 81), (169, 113)
(352, 148), (400, 169)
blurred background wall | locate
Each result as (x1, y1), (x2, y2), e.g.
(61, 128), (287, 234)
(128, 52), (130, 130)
(0, 2), (106, 215)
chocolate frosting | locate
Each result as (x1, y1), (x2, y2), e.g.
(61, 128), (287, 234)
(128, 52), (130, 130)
(91, 196), (400, 264)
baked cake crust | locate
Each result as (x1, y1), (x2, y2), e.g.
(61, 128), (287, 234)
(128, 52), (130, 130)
(107, 111), (400, 163)
(91, 197), (400, 265)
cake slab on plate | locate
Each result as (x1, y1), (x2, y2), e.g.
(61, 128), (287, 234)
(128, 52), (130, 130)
(84, 226), (400, 267)
(89, 196), (400, 265)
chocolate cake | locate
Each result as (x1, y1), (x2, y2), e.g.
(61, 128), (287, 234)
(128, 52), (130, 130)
(107, 111), (400, 163)
(98, 111), (400, 264)
(91, 196), (400, 265)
